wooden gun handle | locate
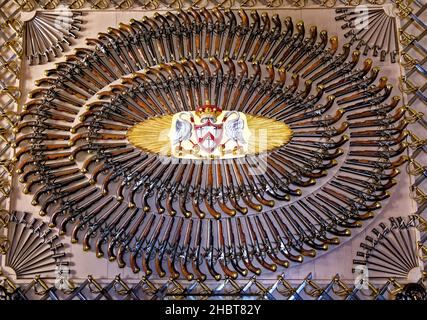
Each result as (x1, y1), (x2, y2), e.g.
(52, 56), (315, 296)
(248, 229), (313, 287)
(167, 257), (180, 280)
(217, 220), (238, 279)
(189, 191), (204, 218)
(224, 163), (248, 214)
(264, 214), (303, 263)
(215, 164), (236, 216)
(245, 217), (277, 272)
(154, 218), (174, 277)
(166, 164), (186, 216)
(116, 211), (146, 268)
(141, 185), (152, 212)
(204, 197), (221, 220)
(178, 188), (192, 218)
(53, 188), (98, 231)
(180, 219), (194, 281)
(154, 251), (166, 278)
(236, 218), (261, 275)
(254, 216), (289, 268)
(155, 187), (166, 214)
(191, 163), (205, 219)
(71, 196), (113, 243)
(232, 162), (261, 210)
(200, 8), (213, 57)
(188, 7), (203, 56)
(205, 255), (221, 281)
(83, 201), (121, 251)
(95, 234), (108, 258)
(167, 218), (184, 279)
(107, 209), (137, 262)
(191, 220), (206, 281)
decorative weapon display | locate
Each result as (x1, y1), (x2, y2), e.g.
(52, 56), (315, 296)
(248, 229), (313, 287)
(0, 210), (69, 279)
(13, 7), (417, 280)
(0, 0), (425, 301)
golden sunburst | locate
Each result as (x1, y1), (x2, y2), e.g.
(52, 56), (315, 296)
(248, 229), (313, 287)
(127, 113), (293, 157)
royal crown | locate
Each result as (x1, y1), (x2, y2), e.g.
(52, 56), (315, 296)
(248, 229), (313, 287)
(195, 102), (222, 119)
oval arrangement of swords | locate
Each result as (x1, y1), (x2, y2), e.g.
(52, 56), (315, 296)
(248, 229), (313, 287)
(16, 7), (410, 280)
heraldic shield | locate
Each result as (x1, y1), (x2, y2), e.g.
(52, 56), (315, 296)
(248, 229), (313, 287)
(194, 119), (224, 154)
(169, 103), (250, 159)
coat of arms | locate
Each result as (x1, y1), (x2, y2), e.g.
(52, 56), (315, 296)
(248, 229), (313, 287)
(170, 103), (249, 159)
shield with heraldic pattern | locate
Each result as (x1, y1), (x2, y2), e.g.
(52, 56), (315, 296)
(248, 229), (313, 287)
(194, 118), (224, 154)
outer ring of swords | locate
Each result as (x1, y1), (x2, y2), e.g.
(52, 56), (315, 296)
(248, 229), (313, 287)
(17, 8), (410, 280)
